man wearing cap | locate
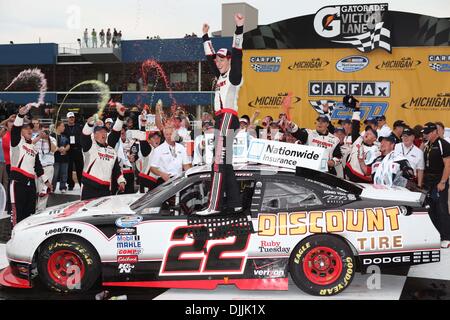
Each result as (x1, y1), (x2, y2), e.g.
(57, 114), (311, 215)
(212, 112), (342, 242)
(394, 127), (424, 188)
(193, 120), (214, 166)
(388, 120), (406, 144)
(422, 122), (450, 248)
(376, 115), (392, 139)
(289, 115), (342, 174)
(137, 130), (162, 192)
(197, 13), (244, 215)
(104, 118), (114, 132)
(371, 135), (415, 187)
(80, 105), (126, 200)
(63, 111), (84, 191)
(10, 105), (52, 226)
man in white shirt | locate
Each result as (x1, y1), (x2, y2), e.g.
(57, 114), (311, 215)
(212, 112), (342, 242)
(376, 115), (392, 139)
(33, 124), (57, 212)
(394, 127), (424, 187)
(150, 124), (192, 181)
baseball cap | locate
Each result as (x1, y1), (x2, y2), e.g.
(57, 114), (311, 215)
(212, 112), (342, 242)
(202, 120), (213, 128)
(380, 135), (396, 144)
(239, 117), (249, 124)
(343, 95), (359, 109)
(105, 118), (114, 124)
(339, 119), (352, 125)
(316, 115), (330, 123)
(376, 115), (386, 121)
(364, 117), (377, 125)
(364, 126), (378, 138)
(216, 48), (231, 58)
(402, 127), (415, 136)
(22, 120), (34, 129)
(393, 120), (406, 128)
(421, 122), (438, 134)
(93, 125), (108, 133)
(66, 112), (75, 118)
(334, 127), (345, 133)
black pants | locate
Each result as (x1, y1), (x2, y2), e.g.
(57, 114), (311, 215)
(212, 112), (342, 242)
(139, 176), (164, 193)
(5, 164), (11, 215)
(81, 183), (111, 200)
(427, 180), (450, 241)
(67, 148), (84, 189)
(10, 179), (36, 226)
(206, 112), (241, 211)
(111, 172), (135, 195)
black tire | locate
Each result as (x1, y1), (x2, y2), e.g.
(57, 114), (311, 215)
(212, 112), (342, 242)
(289, 234), (355, 296)
(37, 236), (101, 293)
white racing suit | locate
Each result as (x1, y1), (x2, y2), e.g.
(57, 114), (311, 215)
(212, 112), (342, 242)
(201, 24), (244, 212)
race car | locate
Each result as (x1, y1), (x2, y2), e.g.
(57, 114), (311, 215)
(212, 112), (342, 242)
(0, 164), (440, 296)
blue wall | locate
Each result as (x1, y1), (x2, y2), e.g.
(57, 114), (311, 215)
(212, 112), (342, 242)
(0, 43), (58, 65)
(0, 92), (57, 104)
(122, 92), (214, 106)
(121, 37), (232, 62)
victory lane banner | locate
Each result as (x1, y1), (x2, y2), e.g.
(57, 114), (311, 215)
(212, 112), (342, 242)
(247, 139), (327, 172)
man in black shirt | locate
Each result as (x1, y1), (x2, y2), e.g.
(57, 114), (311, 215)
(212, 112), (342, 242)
(422, 122), (450, 249)
(387, 120), (406, 144)
(63, 112), (84, 191)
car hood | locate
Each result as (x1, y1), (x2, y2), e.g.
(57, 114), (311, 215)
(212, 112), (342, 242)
(358, 183), (426, 207)
(15, 193), (142, 230)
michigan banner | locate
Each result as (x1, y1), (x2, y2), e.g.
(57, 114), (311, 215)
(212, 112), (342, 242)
(238, 46), (450, 128)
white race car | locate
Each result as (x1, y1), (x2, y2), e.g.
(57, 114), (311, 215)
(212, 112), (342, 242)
(0, 164), (440, 296)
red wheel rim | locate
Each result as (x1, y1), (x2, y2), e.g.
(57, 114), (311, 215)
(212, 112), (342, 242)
(302, 246), (343, 286)
(47, 250), (86, 287)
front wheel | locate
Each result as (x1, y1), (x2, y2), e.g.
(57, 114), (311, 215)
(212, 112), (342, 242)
(289, 234), (355, 296)
(37, 236), (101, 293)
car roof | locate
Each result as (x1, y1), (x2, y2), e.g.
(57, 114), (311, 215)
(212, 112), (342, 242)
(185, 163), (296, 177)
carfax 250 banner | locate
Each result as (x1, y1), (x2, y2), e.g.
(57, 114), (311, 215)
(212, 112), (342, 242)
(238, 46), (450, 128)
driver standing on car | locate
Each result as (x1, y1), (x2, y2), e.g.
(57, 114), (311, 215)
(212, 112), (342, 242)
(80, 104), (126, 200)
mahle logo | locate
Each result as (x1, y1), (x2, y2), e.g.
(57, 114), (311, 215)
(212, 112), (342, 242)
(375, 57), (421, 70)
(248, 93), (301, 108)
(288, 58), (330, 71)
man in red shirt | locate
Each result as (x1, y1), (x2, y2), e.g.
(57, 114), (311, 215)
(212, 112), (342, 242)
(1, 114), (15, 215)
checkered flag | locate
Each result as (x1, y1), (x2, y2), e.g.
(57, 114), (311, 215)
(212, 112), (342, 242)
(251, 64), (261, 72)
(429, 63), (442, 71)
(334, 22), (391, 53)
(309, 100), (336, 118)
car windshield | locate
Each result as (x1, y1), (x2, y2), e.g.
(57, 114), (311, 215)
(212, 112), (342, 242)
(130, 175), (186, 212)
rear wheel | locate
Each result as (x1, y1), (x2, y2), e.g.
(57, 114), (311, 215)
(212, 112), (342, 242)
(289, 234), (355, 296)
(37, 236), (100, 293)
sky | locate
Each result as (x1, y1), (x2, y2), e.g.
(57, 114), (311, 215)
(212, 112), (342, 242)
(0, 0), (449, 44)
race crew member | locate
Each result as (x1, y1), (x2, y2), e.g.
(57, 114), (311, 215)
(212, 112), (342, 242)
(110, 126), (135, 194)
(376, 115), (392, 139)
(193, 120), (214, 166)
(344, 106), (380, 183)
(421, 122), (450, 249)
(196, 13), (244, 215)
(137, 130), (162, 193)
(371, 135), (415, 187)
(387, 120), (406, 144)
(10, 105), (52, 226)
(63, 112), (83, 191)
(149, 123), (191, 183)
(80, 112), (126, 200)
(289, 115), (342, 173)
(394, 127), (424, 188)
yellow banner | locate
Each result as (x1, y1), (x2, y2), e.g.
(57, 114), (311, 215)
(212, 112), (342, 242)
(238, 47), (450, 129)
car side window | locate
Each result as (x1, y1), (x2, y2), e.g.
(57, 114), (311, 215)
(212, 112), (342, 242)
(261, 179), (322, 211)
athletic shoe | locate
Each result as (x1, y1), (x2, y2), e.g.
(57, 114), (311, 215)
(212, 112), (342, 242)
(196, 208), (221, 216)
(61, 189), (67, 194)
(441, 240), (450, 249)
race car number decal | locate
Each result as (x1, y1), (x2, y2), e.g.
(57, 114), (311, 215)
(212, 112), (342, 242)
(159, 226), (250, 276)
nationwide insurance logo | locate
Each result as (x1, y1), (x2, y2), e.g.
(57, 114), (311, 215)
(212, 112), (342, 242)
(248, 92), (301, 109)
(250, 56), (282, 72)
(375, 57), (421, 70)
(288, 58), (330, 71)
